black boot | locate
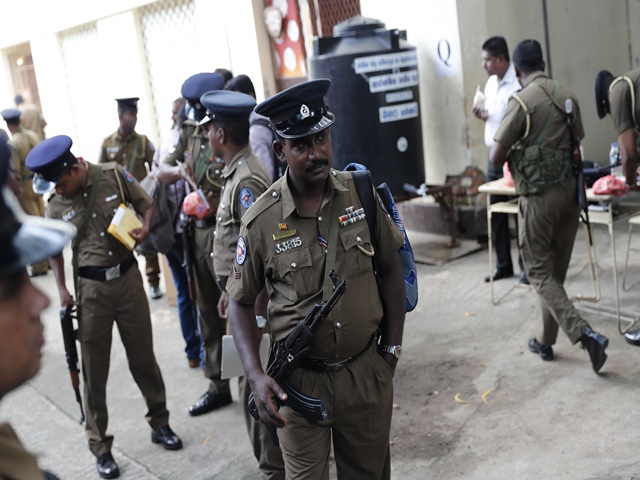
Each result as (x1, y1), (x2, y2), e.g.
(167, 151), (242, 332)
(96, 452), (119, 479)
(580, 327), (608, 373)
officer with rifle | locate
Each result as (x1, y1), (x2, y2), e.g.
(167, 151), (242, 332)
(26, 135), (182, 479)
(227, 79), (406, 479)
(490, 39), (609, 373)
(0, 135), (74, 479)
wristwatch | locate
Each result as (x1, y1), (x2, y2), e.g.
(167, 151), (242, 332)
(380, 344), (403, 359)
(255, 315), (267, 329)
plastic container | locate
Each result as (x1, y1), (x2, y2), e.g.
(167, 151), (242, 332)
(609, 142), (621, 177)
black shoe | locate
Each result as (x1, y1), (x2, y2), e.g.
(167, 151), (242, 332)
(528, 338), (554, 361)
(96, 452), (119, 479)
(149, 285), (163, 300)
(151, 425), (183, 450)
(484, 268), (514, 283)
(580, 327), (609, 373)
(188, 391), (232, 416)
(624, 329), (640, 346)
(519, 271), (530, 285)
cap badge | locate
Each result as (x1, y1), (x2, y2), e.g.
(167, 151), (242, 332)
(300, 104), (310, 119)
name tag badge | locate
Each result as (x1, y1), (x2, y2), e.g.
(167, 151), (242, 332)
(274, 236), (302, 254)
(105, 194), (118, 202)
(61, 208), (76, 222)
(272, 228), (297, 241)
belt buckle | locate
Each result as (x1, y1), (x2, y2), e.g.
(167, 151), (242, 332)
(105, 265), (120, 281)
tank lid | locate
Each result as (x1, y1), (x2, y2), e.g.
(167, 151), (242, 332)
(332, 15), (386, 37)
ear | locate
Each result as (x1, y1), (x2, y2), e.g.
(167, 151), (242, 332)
(272, 140), (286, 164)
(217, 126), (225, 144)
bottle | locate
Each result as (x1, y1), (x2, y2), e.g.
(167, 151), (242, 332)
(609, 142), (621, 177)
(473, 85), (485, 110)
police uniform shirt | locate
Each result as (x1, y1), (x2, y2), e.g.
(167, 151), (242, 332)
(99, 130), (154, 182)
(495, 72), (584, 153)
(9, 128), (40, 180)
(162, 120), (224, 199)
(0, 422), (45, 480)
(47, 162), (152, 267)
(609, 69), (640, 135)
(213, 145), (271, 282)
(226, 170), (404, 360)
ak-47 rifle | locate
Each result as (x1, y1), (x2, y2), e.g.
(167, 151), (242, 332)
(60, 306), (85, 424)
(248, 271), (347, 428)
(565, 99), (592, 245)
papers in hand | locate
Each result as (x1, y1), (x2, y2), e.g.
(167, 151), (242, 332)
(107, 203), (142, 250)
(221, 333), (270, 380)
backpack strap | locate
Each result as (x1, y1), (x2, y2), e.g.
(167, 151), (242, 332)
(610, 75), (637, 129)
(72, 164), (102, 294)
(510, 93), (531, 141)
(322, 172), (345, 301)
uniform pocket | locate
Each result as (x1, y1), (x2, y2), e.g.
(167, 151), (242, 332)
(273, 246), (316, 301)
(338, 223), (374, 278)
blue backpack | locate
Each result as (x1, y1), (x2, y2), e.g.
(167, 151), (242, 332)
(344, 163), (419, 312)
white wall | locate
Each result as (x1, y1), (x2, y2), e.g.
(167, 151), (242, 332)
(361, 0), (467, 184)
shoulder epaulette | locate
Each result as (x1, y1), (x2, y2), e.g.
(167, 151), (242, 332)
(240, 180), (283, 227)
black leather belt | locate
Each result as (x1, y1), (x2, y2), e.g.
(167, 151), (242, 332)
(299, 335), (375, 373)
(195, 217), (216, 228)
(78, 256), (136, 282)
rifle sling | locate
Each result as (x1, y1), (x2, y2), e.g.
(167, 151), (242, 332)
(72, 164), (102, 295)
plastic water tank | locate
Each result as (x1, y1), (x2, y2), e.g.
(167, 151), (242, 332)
(309, 16), (425, 195)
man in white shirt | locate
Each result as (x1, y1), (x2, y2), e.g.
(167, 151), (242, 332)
(473, 36), (527, 284)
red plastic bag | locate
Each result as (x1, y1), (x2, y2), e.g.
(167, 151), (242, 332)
(502, 162), (514, 187)
(592, 174), (628, 196)
(182, 190), (208, 219)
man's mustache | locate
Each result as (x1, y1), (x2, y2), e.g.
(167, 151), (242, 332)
(305, 159), (329, 172)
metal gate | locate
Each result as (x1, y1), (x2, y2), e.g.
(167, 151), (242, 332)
(140, 0), (197, 139)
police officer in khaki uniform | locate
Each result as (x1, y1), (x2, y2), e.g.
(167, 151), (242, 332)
(227, 79), (406, 479)
(199, 90), (284, 479)
(0, 135), (73, 480)
(595, 68), (640, 346)
(1, 108), (48, 277)
(98, 98), (163, 300)
(490, 39), (609, 373)
(158, 73), (233, 415)
(26, 135), (182, 479)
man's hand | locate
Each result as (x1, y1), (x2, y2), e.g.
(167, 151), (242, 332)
(379, 351), (398, 373)
(218, 291), (229, 319)
(59, 287), (75, 309)
(473, 107), (488, 121)
(248, 371), (289, 429)
(202, 190), (218, 219)
(129, 226), (149, 245)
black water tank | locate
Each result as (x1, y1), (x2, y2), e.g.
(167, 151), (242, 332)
(309, 16), (425, 195)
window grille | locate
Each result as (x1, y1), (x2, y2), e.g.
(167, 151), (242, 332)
(140, 0), (197, 139)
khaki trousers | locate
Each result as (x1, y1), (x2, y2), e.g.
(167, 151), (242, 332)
(518, 184), (590, 345)
(278, 345), (394, 480)
(78, 264), (169, 457)
(191, 225), (229, 395)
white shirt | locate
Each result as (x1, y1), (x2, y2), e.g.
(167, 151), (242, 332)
(483, 62), (520, 148)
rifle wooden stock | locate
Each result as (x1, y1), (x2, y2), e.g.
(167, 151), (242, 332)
(60, 306), (85, 424)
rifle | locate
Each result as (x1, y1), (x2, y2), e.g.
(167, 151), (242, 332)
(565, 99), (592, 246)
(59, 306), (85, 424)
(248, 271), (347, 432)
(181, 214), (200, 339)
